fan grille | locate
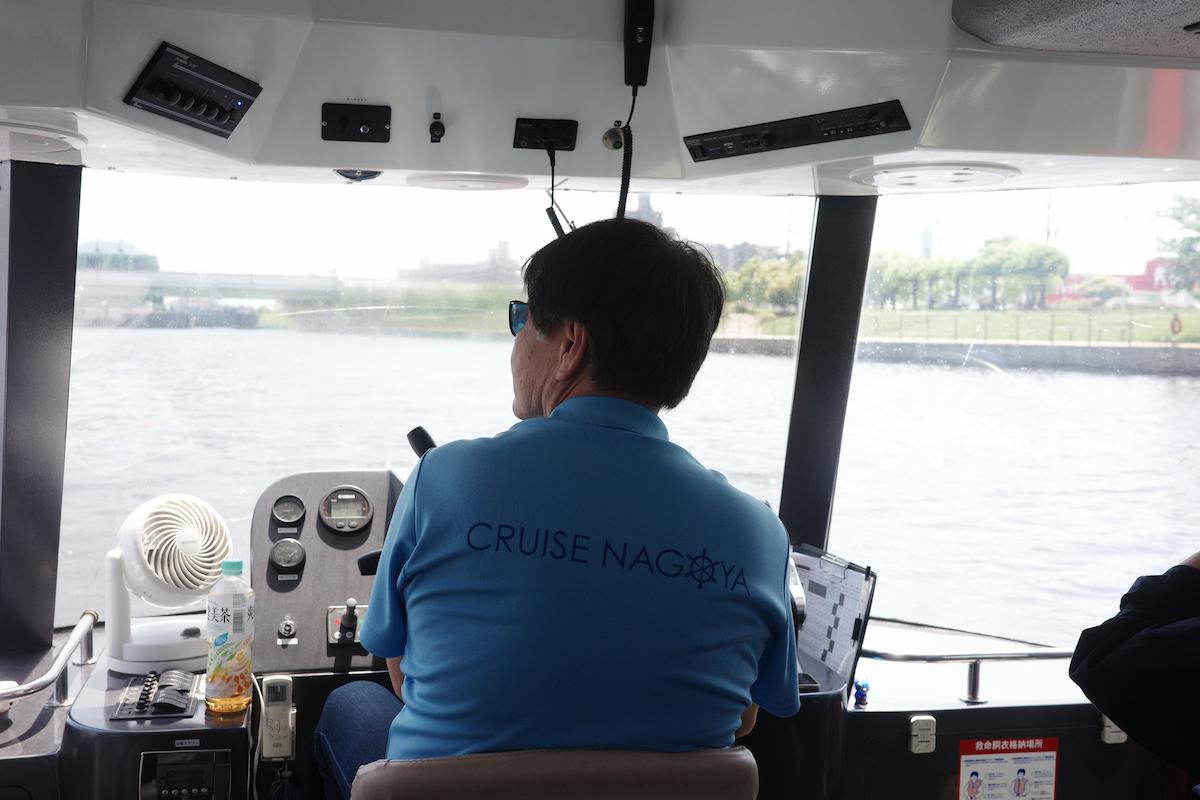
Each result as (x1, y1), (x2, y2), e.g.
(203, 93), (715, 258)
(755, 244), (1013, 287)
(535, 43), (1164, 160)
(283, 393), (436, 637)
(139, 497), (231, 591)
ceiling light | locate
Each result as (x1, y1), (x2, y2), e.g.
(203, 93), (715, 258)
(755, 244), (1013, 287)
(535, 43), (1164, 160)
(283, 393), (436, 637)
(407, 173), (529, 191)
(850, 162), (1021, 190)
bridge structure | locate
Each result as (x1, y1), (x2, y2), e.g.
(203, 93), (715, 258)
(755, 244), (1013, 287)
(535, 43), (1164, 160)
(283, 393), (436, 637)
(75, 268), (342, 300)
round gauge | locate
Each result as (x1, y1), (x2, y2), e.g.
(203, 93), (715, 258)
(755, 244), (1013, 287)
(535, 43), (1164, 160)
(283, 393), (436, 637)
(318, 485), (373, 534)
(269, 537), (306, 571)
(272, 495), (306, 525)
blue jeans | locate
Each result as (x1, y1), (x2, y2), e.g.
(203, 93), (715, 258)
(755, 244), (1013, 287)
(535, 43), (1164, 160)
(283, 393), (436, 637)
(313, 681), (403, 800)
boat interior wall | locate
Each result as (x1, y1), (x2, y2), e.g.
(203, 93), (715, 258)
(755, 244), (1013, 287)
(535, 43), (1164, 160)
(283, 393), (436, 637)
(953, 0), (1200, 59)
(6, 1), (1200, 192)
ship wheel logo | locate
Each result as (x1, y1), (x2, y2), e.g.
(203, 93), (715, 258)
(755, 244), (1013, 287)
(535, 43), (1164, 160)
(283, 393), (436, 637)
(686, 548), (719, 591)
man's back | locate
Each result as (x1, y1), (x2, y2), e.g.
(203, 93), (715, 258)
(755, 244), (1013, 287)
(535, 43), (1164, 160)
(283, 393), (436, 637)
(360, 396), (799, 759)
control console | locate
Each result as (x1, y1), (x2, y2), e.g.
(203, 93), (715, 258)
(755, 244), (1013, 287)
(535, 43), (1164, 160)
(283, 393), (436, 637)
(61, 658), (249, 800)
(250, 470), (402, 674)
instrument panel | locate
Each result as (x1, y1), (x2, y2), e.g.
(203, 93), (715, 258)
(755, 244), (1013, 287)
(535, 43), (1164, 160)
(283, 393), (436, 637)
(249, 470), (402, 674)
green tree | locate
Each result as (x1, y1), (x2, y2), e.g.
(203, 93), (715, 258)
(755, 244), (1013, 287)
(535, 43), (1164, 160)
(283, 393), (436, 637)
(970, 236), (1069, 310)
(725, 254), (805, 312)
(946, 258), (971, 309)
(866, 251), (919, 309)
(1160, 196), (1200, 293)
(920, 258), (964, 310)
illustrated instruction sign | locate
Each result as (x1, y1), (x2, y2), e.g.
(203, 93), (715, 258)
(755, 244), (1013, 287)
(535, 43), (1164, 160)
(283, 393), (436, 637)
(958, 737), (1057, 799)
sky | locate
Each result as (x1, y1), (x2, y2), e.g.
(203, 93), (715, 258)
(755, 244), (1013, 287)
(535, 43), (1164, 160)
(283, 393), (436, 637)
(76, 169), (1200, 279)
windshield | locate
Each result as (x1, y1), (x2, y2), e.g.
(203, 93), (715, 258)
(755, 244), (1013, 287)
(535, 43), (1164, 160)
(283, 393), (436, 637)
(58, 170), (814, 624)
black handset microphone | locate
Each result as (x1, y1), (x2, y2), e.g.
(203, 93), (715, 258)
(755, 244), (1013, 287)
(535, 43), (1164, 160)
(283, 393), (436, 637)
(616, 0), (652, 219)
(358, 427), (439, 576)
(624, 0), (655, 88)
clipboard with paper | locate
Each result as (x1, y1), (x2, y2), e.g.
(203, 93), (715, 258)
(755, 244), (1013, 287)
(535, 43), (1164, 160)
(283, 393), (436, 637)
(791, 543), (876, 694)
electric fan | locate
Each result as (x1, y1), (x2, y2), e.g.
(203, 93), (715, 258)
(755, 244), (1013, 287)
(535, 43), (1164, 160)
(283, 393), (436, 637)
(105, 494), (232, 674)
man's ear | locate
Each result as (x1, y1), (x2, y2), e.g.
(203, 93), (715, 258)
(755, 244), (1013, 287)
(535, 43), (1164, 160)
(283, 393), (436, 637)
(554, 319), (590, 383)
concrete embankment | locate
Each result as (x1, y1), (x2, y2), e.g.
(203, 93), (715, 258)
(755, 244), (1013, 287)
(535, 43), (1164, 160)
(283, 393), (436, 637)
(710, 336), (1200, 376)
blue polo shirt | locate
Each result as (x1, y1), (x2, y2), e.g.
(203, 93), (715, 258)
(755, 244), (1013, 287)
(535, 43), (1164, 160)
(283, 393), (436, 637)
(359, 396), (800, 760)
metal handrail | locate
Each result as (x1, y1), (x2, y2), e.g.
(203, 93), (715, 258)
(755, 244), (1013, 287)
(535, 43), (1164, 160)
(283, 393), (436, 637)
(0, 609), (98, 711)
(861, 648), (1074, 664)
(859, 647), (1074, 705)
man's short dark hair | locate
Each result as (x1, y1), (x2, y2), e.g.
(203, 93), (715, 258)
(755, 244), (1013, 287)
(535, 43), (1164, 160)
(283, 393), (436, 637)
(523, 218), (724, 409)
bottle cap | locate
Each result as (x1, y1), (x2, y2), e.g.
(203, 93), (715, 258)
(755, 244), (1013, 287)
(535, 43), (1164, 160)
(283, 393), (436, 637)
(221, 559), (243, 575)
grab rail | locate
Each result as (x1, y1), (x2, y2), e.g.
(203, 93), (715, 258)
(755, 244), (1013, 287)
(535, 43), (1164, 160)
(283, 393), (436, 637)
(859, 647), (1074, 705)
(0, 610), (98, 712)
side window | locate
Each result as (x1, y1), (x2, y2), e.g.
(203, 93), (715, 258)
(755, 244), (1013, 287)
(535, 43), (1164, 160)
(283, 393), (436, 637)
(830, 184), (1200, 646)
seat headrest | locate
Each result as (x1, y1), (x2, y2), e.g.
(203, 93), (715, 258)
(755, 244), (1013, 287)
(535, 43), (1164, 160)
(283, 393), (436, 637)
(351, 746), (759, 800)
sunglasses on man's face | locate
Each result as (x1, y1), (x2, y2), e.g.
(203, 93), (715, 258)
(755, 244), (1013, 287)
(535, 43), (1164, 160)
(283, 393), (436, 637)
(508, 301), (529, 336)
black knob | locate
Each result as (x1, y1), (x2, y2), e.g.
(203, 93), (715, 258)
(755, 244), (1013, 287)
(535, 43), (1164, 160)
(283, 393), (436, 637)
(407, 427), (437, 457)
(179, 95), (195, 111)
(357, 549), (382, 576)
(216, 109), (230, 124)
(167, 89), (182, 106)
(194, 101), (208, 116)
(205, 105), (220, 120)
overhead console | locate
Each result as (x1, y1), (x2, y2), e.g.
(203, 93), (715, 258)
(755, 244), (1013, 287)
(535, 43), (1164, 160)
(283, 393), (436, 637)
(124, 42), (261, 139)
(683, 99), (911, 163)
(250, 470), (402, 675)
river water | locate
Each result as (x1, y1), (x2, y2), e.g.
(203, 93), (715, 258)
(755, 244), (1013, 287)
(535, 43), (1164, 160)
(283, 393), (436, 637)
(56, 328), (1200, 647)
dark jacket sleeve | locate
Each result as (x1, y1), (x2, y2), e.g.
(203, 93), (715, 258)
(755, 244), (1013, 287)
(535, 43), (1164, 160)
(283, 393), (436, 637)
(1069, 565), (1200, 775)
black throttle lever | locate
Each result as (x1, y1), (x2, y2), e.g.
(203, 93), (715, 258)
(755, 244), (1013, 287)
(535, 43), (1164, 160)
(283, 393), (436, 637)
(407, 426), (437, 458)
(359, 426), (439, 576)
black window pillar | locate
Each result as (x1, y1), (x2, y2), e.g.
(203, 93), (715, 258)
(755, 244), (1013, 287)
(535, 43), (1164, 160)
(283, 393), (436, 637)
(778, 195), (877, 550)
(0, 160), (81, 652)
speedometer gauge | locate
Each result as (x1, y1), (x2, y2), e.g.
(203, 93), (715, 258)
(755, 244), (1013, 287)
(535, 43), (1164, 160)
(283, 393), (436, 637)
(272, 495), (306, 525)
(319, 486), (373, 533)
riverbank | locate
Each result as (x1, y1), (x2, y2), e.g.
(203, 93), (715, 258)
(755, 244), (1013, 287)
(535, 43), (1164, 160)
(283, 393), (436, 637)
(711, 335), (1200, 375)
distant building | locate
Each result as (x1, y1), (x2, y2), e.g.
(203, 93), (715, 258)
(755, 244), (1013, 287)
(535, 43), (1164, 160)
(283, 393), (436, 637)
(701, 242), (783, 273)
(78, 241), (160, 271)
(1051, 258), (1171, 304)
(417, 240), (521, 283)
(627, 194), (663, 227)
(626, 194), (781, 272)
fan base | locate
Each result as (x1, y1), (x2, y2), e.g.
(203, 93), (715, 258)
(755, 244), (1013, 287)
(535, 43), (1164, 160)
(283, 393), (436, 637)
(108, 652), (206, 676)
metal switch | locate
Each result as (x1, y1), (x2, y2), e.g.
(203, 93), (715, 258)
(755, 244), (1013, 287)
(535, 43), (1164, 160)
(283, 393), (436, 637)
(909, 714), (937, 754)
(1101, 714), (1128, 744)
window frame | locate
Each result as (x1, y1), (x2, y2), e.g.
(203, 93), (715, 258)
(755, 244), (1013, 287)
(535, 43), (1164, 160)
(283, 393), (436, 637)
(0, 160), (81, 651)
(778, 195), (878, 551)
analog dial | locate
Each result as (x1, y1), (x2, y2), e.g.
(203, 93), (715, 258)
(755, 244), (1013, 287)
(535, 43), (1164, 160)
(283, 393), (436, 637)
(269, 537), (306, 571)
(272, 495), (305, 525)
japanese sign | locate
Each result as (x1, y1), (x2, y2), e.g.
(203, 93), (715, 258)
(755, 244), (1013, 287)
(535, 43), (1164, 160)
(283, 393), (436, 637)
(958, 737), (1057, 799)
